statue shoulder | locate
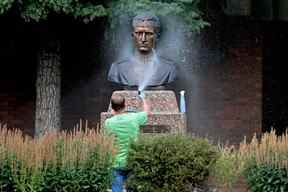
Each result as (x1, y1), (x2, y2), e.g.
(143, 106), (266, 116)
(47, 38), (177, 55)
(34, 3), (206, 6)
(111, 58), (131, 66)
(108, 58), (132, 84)
(158, 56), (177, 69)
(108, 58), (132, 82)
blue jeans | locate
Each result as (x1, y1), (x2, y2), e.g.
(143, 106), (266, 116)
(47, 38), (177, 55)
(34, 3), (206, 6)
(112, 169), (128, 192)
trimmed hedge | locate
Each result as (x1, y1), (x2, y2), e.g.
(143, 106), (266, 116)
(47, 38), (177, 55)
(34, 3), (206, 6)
(126, 134), (218, 192)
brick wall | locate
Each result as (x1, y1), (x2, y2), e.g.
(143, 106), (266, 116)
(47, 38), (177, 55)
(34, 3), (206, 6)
(0, 93), (34, 135)
(175, 15), (263, 144)
(0, 17), (36, 135)
(0, 73), (35, 136)
(199, 46), (262, 144)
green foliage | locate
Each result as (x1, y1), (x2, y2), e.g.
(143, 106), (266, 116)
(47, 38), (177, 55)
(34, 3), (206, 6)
(0, 0), (14, 14)
(126, 134), (218, 192)
(37, 143), (113, 192)
(0, 153), (15, 192)
(244, 165), (288, 192)
(210, 146), (246, 191)
(39, 164), (112, 192)
(108, 0), (209, 32)
(0, 0), (208, 32)
(20, 0), (107, 22)
(12, 161), (42, 192)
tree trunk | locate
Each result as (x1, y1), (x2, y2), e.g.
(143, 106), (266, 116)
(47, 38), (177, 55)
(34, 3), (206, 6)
(35, 50), (61, 136)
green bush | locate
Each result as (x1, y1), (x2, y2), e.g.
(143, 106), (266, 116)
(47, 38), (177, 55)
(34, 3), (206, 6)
(126, 134), (218, 192)
(244, 165), (288, 192)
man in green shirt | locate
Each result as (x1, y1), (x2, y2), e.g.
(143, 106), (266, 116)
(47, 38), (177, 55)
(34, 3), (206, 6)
(104, 93), (150, 192)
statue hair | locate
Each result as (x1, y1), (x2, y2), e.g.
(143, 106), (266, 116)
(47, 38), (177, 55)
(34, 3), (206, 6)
(132, 13), (161, 38)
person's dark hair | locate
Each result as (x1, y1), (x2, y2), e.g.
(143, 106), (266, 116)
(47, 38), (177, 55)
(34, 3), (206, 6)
(111, 95), (125, 112)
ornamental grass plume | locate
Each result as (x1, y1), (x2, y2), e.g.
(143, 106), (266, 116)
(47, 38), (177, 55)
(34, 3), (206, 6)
(239, 129), (288, 170)
(0, 121), (115, 191)
(0, 121), (115, 171)
(212, 129), (288, 191)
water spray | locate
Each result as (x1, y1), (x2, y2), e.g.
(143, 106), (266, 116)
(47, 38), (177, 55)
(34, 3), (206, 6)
(138, 88), (145, 99)
(137, 48), (158, 91)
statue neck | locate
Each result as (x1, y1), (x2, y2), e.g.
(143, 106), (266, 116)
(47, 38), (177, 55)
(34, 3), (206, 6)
(133, 51), (154, 64)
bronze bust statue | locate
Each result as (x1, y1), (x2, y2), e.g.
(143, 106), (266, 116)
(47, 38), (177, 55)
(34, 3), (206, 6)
(108, 14), (177, 88)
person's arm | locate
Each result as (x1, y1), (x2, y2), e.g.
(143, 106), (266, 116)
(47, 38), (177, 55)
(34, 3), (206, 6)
(135, 91), (150, 125)
(136, 98), (150, 126)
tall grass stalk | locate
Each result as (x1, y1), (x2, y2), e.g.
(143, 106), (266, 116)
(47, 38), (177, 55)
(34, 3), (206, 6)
(212, 129), (288, 191)
(0, 121), (115, 175)
(211, 144), (246, 191)
(239, 129), (288, 170)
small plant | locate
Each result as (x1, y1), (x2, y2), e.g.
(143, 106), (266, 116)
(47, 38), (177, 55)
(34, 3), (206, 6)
(126, 134), (218, 192)
(244, 165), (288, 192)
(0, 153), (15, 192)
(210, 145), (246, 191)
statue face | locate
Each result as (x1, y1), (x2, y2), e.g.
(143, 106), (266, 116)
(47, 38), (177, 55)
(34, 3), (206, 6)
(133, 23), (156, 54)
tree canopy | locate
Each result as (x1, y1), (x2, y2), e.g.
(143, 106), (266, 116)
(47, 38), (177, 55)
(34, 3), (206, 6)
(0, 0), (208, 31)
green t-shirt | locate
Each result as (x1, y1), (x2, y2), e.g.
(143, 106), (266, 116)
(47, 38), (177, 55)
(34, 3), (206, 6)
(104, 111), (148, 168)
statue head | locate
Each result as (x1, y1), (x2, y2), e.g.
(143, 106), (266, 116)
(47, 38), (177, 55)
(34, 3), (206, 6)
(132, 14), (160, 54)
(107, 14), (177, 87)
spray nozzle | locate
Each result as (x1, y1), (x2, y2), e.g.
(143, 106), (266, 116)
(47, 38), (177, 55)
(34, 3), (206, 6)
(138, 90), (145, 99)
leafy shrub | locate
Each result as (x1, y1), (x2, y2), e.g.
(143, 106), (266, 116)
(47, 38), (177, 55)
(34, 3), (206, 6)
(126, 134), (218, 192)
(244, 165), (288, 192)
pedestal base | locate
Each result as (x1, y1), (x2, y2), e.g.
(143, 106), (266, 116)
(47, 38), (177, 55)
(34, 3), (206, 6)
(100, 90), (186, 133)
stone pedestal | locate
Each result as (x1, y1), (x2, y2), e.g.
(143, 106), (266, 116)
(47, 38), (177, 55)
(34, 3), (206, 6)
(100, 90), (186, 133)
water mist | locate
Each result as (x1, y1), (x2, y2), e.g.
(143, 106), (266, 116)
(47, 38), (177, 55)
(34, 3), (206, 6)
(137, 48), (159, 92)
